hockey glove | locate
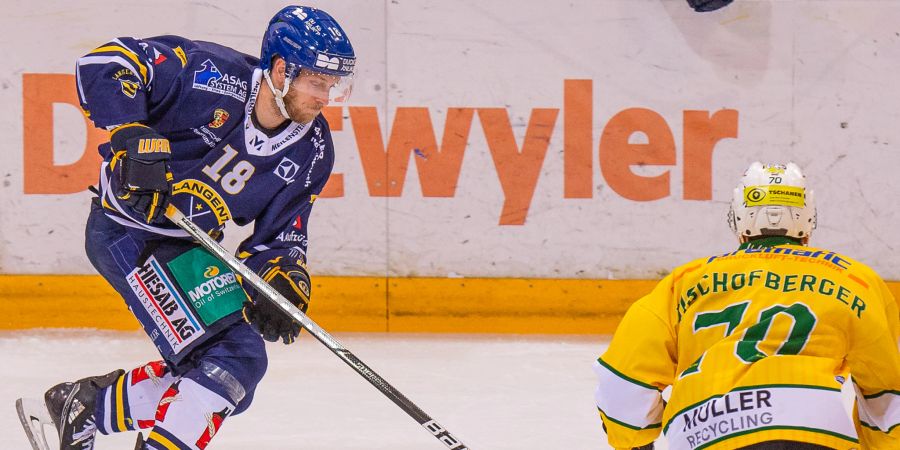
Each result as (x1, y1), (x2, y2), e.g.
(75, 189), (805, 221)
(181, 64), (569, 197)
(686, 0), (733, 12)
(242, 257), (311, 344)
(111, 123), (173, 224)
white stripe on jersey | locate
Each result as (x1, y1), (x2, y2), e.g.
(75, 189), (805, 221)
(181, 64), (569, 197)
(112, 38), (154, 86)
(99, 162), (190, 238)
(77, 55), (144, 88)
(75, 62), (87, 105)
(98, 385), (113, 434)
(855, 384), (900, 432)
(593, 359), (664, 429)
(665, 386), (856, 450)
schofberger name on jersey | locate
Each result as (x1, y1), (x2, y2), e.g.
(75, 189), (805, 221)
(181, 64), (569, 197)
(675, 269), (867, 321)
(127, 256), (203, 354)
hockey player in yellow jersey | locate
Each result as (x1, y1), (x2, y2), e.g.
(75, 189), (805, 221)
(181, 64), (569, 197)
(594, 162), (900, 450)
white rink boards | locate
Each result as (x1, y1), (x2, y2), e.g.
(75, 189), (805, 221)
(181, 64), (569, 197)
(1, 1), (899, 279)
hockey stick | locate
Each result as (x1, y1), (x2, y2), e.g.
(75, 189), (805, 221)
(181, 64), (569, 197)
(165, 205), (468, 450)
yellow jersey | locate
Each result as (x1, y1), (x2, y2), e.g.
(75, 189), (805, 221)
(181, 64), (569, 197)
(594, 243), (900, 450)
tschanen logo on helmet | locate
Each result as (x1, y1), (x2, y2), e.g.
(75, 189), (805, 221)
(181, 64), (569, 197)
(744, 185), (805, 208)
(745, 187), (767, 203)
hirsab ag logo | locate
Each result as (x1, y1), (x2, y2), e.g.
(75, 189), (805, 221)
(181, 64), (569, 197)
(192, 59), (248, 102)
(126, 256), (202, 354)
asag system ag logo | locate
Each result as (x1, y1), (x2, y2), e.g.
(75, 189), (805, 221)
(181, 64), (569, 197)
(192, 59), (248, 102)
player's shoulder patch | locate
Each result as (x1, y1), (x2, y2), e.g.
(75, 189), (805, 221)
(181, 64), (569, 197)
(190, 57), (249, 102)
(146, 35), (196, 67)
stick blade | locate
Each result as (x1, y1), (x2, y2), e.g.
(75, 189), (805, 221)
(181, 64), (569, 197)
(16, 397), (54, 450)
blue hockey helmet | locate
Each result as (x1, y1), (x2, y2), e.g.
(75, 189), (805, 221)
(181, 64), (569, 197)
(260, 6), (356, 116)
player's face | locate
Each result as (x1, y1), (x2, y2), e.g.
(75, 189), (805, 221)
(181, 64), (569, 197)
(283, 69), (338, 124)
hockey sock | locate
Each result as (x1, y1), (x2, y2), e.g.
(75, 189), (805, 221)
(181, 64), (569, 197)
(144, 376), (236, 450)
(95, 360), (176, 434)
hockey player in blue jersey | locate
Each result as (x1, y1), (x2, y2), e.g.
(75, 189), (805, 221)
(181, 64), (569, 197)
(19, 6), (355, 450)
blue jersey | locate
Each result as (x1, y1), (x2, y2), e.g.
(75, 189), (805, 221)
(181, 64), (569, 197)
(76, 35), (333, 273)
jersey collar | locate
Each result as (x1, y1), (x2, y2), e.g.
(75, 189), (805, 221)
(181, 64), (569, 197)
(243, 68), (313, 157)
(739, 236), (803, 250)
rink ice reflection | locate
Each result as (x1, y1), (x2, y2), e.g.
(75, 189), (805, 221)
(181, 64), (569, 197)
(4, 331), (623, 449)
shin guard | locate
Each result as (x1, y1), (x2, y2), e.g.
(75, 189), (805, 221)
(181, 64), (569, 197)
(96, 361), (175, 434)
(145, 362), (241, 450)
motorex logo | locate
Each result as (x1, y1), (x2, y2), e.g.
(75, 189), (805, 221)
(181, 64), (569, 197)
(192, 59), (248, 102)
(188, 272), (238, 304)
(167, 248), (246, 327)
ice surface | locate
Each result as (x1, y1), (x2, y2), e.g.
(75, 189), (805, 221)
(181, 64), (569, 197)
(3, 330), (863, 449)
(4, 331), (625, 450)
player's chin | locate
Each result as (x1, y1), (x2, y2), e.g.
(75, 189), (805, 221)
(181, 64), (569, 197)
(290, 107), (321, 124)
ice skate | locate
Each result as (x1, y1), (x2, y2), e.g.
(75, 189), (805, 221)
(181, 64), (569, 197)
(42, 369), (123, 450)
(16, 397), (54, 450)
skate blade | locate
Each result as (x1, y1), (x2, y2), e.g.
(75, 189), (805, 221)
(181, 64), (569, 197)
(15, 397), (53, 450)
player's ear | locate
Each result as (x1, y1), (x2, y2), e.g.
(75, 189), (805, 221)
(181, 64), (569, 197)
(271, 57), (286, 85)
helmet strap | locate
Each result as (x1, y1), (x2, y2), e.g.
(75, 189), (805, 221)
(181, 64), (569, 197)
(263, 69), (292, 120)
